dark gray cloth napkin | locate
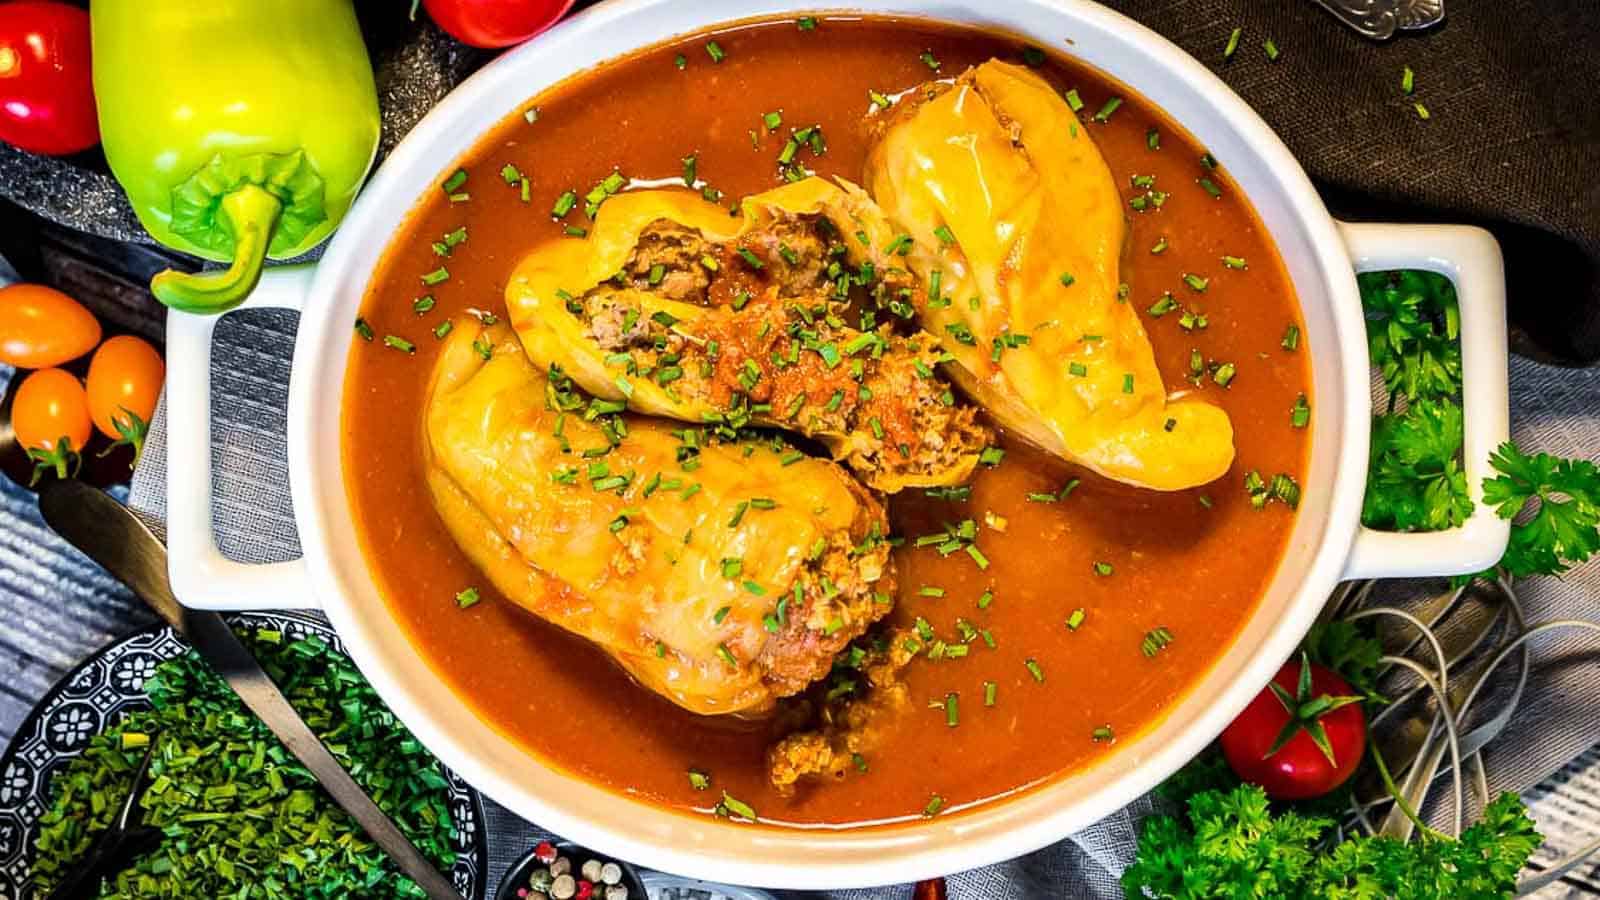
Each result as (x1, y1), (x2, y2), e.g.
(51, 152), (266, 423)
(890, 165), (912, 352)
(4, 1), (1597, 363)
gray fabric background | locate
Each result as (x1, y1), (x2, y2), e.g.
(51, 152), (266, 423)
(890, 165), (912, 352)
(118, 307), (1600, 898)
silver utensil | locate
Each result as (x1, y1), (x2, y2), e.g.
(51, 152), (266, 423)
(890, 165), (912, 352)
(43, 742), (162, 900)
(39, 478), (464, 900)
(1312, 0), (1445, 40)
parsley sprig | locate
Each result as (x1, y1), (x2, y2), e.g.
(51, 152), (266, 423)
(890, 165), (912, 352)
(1123, 782), (1541, 898)
(1357, 270), (1600, 581)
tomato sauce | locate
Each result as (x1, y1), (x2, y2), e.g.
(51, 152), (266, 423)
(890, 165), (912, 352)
(342, 16), (1310, 827)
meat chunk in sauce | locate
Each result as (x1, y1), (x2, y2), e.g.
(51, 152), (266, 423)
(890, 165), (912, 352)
(506, 177), (992, 493)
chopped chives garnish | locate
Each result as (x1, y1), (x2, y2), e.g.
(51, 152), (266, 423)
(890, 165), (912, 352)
(552, 190), (577, 218)
(705, 41), (726, 63)
(1064, 88), (1084, 112)
(923, 794), (945, 817)
(1223, 27), (1242, 60)
(1142, 626), (1175, 657)
(797, 15), (817, 29)
(743, 580), (765, 596)
(1271, 473), (1302, 508)
(1291, 394), (1311, 429)
(1093, 97), (1123, 122)
(920, 49), (941, 70)
(1066, 608), (1086, 631)
(984, 681), (997, 706)
(1212, 362), (1237, 388)
(688, 769), (710, 790)
(1264, 38), (1280, 61)
(1146, 128), (1161, 150)
(1059, 272), (1076, 287)
(945, 692), (960, 727)
(441, 168), (468, 193)
(1123, 373), (1135, 394)
(1068, 362), (1088, 377)
(713, 606), (731, 624)
(1093, 561), (1113, 576)
(979, 446), (1005, 466)
(919, 586), (946, 598)
(715, 643), (737, 668)
(681, 154), (697, 186)
(1151, 236), (1168, 254)
(1024, 658), (1045, 682)
(1282, 323), (1301, 350)
(432, 320), (453, 340)
(762, 110), (783, 131)
(728, 500), (749, 527)
(1414, 102), (1430, 120)
(383, 335), (415, 354)
(1092, 725), (1116, 743)
(354, 317), (374, 342)
(978, 590), (994, 610)
(1198, 177), (1222, 198)
(500, 162), (521, 184)
(1222, 255), (1247, 270)
(455, 587), (480, 609)
(737, 247), (764, 269)
(1402, 65), (1415, 95)
(1149, 292), (1179, 316)
(674, 54), (687, 70)
(720, 791), (756, 820)
(1182, 273), (1209, 292)
(934, 224), (956, 245)
(421, 267), (449, 285)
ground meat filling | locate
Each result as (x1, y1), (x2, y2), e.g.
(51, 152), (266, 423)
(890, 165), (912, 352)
(766, 628), (918, 794)
(575, 212), (992, 489)
(755, 510), (895, 696)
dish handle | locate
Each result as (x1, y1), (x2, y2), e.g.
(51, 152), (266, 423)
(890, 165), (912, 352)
(164, 266), (321, 611)
(1337, 222), (1511, 580)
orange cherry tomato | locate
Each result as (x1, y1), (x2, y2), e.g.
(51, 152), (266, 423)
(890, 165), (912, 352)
(0, 283), (101, 368)
(11, 367), (91, 452)
(86, 335), (164, 442)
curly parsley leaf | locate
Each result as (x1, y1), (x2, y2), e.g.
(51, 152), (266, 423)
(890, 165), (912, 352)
(1362, 400), (1473, 533)
(1360, 270), (1462, 406)
(1124, 784), (1541, 899)
(1482, 442), (1600, 578)
(1302, 620), (1385, 704)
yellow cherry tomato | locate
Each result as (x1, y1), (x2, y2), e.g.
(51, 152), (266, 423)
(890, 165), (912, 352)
(0, 283), (102, 368)
(86, 335), (164, 445)
(12, 367), (91, 452)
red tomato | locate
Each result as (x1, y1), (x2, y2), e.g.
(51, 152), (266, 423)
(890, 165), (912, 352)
(11, 367), (91, 453)
(421, 0), (575, 49)
(86, 335), (164, 441)
(0, 283), (102, 367)
(0, 2), (99, 155)
(1220, 656), (1367, 800)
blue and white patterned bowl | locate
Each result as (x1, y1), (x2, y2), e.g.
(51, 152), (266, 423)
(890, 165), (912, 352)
(0, 610), (488, 899)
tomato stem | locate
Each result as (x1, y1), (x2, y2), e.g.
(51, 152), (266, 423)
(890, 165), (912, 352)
(1367, 731), (1450, 842)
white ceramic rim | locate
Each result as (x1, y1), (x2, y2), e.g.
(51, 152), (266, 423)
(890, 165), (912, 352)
(159, 0), (1509, 889)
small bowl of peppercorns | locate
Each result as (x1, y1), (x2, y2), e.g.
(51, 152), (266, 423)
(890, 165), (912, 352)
(497, 839), (649, 900)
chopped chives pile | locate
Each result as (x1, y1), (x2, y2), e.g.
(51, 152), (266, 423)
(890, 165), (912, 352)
(32, 631), (462, 898)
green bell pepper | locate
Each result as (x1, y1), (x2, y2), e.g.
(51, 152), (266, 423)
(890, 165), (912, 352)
(92, 0), (381, 313)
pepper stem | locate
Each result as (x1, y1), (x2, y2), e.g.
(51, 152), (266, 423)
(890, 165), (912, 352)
(150, 185), (284, 314)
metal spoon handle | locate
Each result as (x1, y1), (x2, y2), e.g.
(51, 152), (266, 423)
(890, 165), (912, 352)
(40, 480), (464, 900)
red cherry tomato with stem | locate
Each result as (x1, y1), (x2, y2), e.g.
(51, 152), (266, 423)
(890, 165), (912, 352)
(0, 2), (99, 155)
(420, 0), (576, 49)
(1220, 655), (1367, 800)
